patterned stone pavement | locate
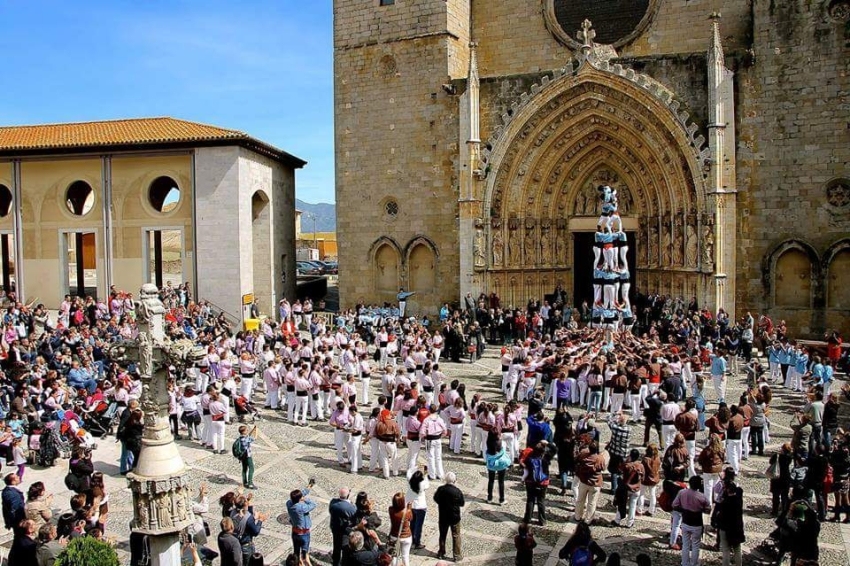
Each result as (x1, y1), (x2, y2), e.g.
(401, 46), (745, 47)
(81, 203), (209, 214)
(3, 349), (850, 566)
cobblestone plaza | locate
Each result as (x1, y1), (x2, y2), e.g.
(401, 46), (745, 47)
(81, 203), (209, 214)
(5, 347), (849, 565)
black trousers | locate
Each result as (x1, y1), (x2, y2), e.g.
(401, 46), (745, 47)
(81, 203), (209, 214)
(331, 528), (345, 566)
(523, 484), (547, 524)
(488, 469), (505, 502)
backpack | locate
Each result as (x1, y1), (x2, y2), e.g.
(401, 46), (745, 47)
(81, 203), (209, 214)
(570, 546), (593, 566)
(232, 438), (246, 460)
(529, 456), (549, 486)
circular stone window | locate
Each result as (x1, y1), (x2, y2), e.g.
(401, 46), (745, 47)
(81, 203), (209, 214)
(544, 0), (661, 49)
(0, 185), (12, 217)
(826, 178), (850, 208)
(149, 176), (181, 213)
(65, 180), (95, 216)
(385, 200), (399, 218)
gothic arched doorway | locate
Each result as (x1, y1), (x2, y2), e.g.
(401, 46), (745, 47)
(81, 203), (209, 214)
(477, 56), (716, 310)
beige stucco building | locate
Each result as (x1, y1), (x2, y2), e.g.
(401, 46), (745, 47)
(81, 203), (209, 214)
(334, 0), (850, 335)
(0, 117), (305, 317)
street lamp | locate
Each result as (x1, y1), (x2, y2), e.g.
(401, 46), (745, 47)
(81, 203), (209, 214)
(304, 212), (318, 254)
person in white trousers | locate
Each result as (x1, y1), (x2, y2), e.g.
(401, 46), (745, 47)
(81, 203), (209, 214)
(444, 398), (466, 454)
(420, 405), (447, 481)
(208, 392), (227, 454)
(348, 405), (364, 474)
(330, 401), (351, 466)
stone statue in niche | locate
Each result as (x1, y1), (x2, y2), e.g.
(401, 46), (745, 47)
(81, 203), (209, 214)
(524, 226), (537, 265)
(661, 223), (672, 266)
(702, 224), (714, 270)
(540, 227), (551, 265)
(492, 228), (504, 266)
(647, 221), (658, 267)
(473, 228), (486, 269)
(685, 217), (698, 268)
(508, 222), (521, 266)
(672, 213), (684, 266)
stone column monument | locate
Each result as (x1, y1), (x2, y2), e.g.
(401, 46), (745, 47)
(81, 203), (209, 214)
(121, 284), (203, 565)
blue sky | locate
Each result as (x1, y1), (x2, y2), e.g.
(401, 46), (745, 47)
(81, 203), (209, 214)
(0, 0), (336, 203)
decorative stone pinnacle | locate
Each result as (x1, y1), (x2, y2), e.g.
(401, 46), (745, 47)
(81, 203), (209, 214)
(710, 11), (722, 21)
(577, 19), (596, 51)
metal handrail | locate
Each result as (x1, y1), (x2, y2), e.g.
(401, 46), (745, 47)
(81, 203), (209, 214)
(201, 298), (241, 325)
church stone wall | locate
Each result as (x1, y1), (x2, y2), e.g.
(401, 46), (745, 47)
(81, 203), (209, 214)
(335, 14), (463, 312)
(472, 0), (751, 80)
(736, 0), (850, 336)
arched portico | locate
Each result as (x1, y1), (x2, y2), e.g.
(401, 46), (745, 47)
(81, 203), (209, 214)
(461, 49), (728, 310)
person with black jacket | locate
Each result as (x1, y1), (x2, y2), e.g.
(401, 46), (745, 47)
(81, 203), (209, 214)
(433, 472), (465, 562)
(643, 391), (664, 448)
(343, 529), (385, 566)
(329, 488), (357, 566)
(218, 517), (243, 566)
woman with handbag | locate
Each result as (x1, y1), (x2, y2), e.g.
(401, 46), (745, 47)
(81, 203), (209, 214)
(485, 432), (511, 505)
(387, 493), (413, 566)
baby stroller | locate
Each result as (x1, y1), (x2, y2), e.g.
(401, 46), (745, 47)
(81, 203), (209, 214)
(83, 401), (120, 437)
(33, 421), (70, 466)
(234, 395), (261, 423)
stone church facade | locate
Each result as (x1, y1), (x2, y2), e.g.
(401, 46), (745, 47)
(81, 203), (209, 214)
(334, 0), (850, 336)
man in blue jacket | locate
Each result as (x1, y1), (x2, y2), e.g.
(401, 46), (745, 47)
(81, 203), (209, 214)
(2, 473), (25, 535)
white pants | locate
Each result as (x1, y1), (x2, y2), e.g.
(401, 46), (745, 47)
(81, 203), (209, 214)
(286, 390), (296, 422)
(309, 394), (324, 420)
(201, 414), (212, 446)
(470, 423), (481, 455)
(210, 421), (226, 451)
(379, 347), (387, 367)
(726, 439), (741, 473)
(380, 441), (399, 478)
(334, 429), (350, 464)
(639, 484), (657, 515)
(740, 427), (750, 459)
(294, 394), (309, 424)
(304, 313), (312, 329)
(670, 510), (682, 546)
(267, 387), (280, 409)
(702, 472), (719, 505)
(425, 438), (444, 480)
(368, 437), (380, 471)
(610, 392), (625, 414)
(407, 439), (421, 471)
(769, 361), (781, 382)
(577, 381), (588, 406)
(568, 378), (579, 404)
(449, 422), (464, 453)
(628, 392), (642, 419)
(433, 348), (441, 362)
(712, 375), (727, 403)
(686, 440), (696, 477)
(502, 431), (517, 464)
(662, 424), (677, 450)
(195, 372), (209, 394)
(361, 378), (371, 406)
(348, 435), (363, 473)
(240, 377), (254, 400)
(785, 367), (801, 391)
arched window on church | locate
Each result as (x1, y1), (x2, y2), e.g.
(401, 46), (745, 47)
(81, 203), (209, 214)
(374, 243), (400, 293)
(774, 248), (813, 308)
(408, 244), (436, 295)
(827, 246), (850, 309)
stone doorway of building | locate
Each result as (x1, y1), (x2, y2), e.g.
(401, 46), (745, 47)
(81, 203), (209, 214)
(62, 230), (97, 299)
(145, 228), (184, 288)
(572, 231), (636, 309)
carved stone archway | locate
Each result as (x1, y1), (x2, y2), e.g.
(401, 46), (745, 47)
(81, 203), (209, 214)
(468, 50), (722, 309)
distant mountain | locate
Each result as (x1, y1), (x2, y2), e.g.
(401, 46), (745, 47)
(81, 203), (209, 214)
(296, 199), (337, 233)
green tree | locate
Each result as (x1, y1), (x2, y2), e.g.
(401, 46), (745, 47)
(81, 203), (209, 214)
(56, 536), (120, 566)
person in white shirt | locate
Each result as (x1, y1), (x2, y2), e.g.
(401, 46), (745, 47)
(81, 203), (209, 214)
(263, 359), (282, 410)
(348, 405), (365, 474)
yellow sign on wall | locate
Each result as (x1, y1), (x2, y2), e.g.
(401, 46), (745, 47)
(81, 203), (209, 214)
(242, 293), (254, 305)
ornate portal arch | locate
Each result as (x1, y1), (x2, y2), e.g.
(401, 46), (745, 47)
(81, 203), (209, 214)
(475, 46), (719, 307)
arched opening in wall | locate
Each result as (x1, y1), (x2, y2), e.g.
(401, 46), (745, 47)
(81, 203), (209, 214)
(408, 244), (436, 295)
(251, 191), (272, 315)
(65, 181), (94, 216)
(774, 249), (813, 308)
(148, 176), (181, 213)
(828, 249), (850, 309)
(0, 185), (14, 294)
(374, 244), (400, 294)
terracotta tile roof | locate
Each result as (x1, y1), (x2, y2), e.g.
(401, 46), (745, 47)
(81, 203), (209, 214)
(0, 117), (306, 167)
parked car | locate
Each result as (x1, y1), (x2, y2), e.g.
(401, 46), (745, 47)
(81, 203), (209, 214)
(319, 261), (338, 274)
(296, 261), (321, 276)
